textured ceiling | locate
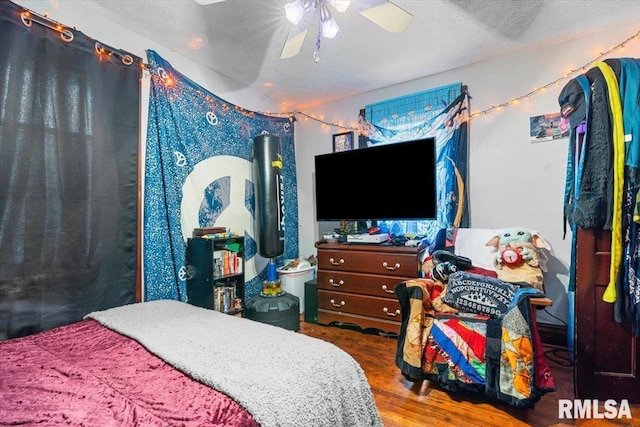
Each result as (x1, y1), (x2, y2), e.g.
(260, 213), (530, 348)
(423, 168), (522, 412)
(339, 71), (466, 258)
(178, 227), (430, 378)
(33, 0), (640, 109)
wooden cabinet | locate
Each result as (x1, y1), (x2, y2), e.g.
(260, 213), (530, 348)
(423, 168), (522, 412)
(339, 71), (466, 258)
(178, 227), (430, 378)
(575, 228), (640, 402)
(315, 242), (420, 335)
(186, 236), (245, 315)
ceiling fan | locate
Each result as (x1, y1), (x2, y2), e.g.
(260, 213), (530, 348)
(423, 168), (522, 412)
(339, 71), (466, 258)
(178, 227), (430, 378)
(194, 0), (413, 61)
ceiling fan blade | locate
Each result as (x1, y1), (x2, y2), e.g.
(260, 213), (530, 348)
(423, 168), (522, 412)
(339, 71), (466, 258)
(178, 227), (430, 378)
(356, 1), (413, 33)
(280, 3), (317, 59)
(193, 0), (228, 4)
(280, 29), (309, 59)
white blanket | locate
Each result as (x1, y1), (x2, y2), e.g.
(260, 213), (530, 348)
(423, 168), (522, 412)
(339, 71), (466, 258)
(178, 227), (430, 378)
(86, 300), (383, 427)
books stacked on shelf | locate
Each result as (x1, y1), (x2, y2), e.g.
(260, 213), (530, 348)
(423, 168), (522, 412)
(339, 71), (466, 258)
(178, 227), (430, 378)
(213, 249), (243, 278)
(213, 283), (237, 313)
(192, 227), (227, 237)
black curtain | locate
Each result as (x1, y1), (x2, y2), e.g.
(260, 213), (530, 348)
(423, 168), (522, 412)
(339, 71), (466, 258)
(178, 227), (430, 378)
(0, 1), (141, 340)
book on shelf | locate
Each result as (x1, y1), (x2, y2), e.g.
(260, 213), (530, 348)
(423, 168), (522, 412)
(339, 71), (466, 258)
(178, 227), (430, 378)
(235, 255), (242, 274)
(213, 283), (236, 313)
(223, 251), (231, 276)
(192, 226), (227, 237)
(212, 249), (242, 278)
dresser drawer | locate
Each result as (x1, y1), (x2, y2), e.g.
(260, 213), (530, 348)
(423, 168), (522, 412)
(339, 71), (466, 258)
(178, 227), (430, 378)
(316, 249), (353, 270)
(317, 270), (410, 298)
(318, 289), (402, 321)
(317, 310), (400, 335)
(317, 249), (418, 277)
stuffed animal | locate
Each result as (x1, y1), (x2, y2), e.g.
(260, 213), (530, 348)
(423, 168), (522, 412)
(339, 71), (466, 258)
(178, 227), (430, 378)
(485, 227), (551, 291)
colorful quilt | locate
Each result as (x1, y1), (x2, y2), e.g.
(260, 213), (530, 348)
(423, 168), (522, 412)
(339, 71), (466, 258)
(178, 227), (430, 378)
(395, 278), (555, 408)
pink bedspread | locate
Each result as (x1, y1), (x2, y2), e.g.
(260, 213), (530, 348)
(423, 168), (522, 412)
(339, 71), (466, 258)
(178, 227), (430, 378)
(0, 319), (258, 426)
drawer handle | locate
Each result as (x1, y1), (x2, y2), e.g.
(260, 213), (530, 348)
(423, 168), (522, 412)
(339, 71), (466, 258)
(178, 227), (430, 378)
(381, 285), (395, 294)
(330, 299), (345, 308)
(329, 279), (344, 287)
(383, 307), (401, 317)
(382, 261), (400, 271)
(329, 258), (345, 266)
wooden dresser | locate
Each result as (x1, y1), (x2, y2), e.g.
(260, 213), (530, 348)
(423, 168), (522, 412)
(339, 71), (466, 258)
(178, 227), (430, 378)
(315, 242), (420, 335)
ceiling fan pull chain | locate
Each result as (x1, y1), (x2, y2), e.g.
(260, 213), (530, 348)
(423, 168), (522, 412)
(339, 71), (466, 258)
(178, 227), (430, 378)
(313, 18), (321, 62)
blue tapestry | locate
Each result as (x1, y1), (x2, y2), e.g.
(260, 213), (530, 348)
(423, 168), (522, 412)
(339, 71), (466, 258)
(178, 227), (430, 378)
(362, 90), (469, 242)
(144, 50), (298, 302)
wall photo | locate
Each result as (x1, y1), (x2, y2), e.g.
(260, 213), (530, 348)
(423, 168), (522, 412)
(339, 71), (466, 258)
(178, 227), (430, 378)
(529, 112), (569, 142)
(333, 131), (354, 152)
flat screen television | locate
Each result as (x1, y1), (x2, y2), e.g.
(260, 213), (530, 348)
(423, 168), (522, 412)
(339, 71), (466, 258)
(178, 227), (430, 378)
(314, 137), (437, 222)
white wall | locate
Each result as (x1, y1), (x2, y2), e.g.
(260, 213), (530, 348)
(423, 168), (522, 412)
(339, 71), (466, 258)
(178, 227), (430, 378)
(295, 23), (640, 326)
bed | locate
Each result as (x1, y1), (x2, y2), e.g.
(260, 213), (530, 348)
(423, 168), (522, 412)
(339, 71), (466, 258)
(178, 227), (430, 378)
(394, 228), (556, 408)
(0, 299), (383, 426)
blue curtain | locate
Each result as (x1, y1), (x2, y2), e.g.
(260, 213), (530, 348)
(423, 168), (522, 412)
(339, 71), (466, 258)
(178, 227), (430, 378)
(144, 50), (298, 302)
(362, 85), (469, 242)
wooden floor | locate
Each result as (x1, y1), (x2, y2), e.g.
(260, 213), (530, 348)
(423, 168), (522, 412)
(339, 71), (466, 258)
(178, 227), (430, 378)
(298, 320), (640, 427)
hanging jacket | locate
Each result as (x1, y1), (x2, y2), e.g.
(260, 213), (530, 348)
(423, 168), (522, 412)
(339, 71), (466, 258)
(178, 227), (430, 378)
(595, 61), (624, 304)
(612, 58), (640, 324)
(617, 58), (640, 175)
(559, 68), (614, 231)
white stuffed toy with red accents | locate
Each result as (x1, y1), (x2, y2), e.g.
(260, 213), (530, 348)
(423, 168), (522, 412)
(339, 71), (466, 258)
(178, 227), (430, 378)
(485, 227), (551, 291)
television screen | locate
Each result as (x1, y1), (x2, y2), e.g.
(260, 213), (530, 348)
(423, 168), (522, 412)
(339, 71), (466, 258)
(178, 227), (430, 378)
(314, 137), (437, 221)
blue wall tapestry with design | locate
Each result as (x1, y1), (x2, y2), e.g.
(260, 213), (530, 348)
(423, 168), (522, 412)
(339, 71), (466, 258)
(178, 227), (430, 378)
(361, 85), (469, 242)
(144, 50), (299, 302)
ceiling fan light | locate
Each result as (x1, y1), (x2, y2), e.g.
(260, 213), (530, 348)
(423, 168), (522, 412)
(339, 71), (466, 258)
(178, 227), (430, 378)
(321, 16), (339, 39)
(285, 0), (305, 25)
(329, 1), (350, 13)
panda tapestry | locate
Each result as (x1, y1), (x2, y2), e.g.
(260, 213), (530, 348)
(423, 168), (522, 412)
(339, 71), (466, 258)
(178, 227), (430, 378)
(144, 50), (298, 302)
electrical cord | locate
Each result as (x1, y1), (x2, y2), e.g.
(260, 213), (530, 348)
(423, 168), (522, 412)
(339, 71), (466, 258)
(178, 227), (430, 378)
(544, 347), (573, 367)
(541, 307), (568, 326)
(539, 307), (573, 366)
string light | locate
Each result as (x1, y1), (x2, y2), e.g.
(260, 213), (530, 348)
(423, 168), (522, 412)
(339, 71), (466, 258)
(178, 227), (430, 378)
(94, 42), (134, 65)
(261, 110), (358, 132)
(263, 28), (640, 127)
(20, 9), (74, 42)
(19, 6), (138, 66)
(16, 4), (640, 129)
(468, 28), (640, 120)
